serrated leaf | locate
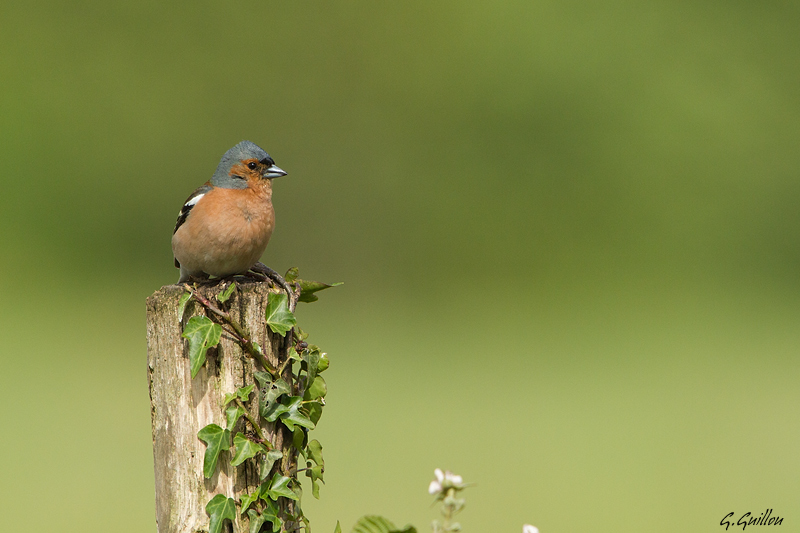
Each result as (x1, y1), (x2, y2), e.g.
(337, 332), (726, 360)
(217, 282), (236, 303)
(351, 516), (416, 533)
(225, 405), (245, 432)
(240, 489), (260, 515)
(231, 432), (266, 467)
(197, 424), (230, 478)
(182, 316), (222, 378)
(178, 291), (192, 318)
(307, 439), (324, 467)
(206, 494), (236, 533)
(265, 292), (296, 336)
(260, 379), (292, 420)
(304, 376), (327, 401)
(265, 474), (299, 501)
(260, 449), (284, 480)
(297, 279), (343, 303)
(284, 266), (299, 283)
(279, 396), (315, 431)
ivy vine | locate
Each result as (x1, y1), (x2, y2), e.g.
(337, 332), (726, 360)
(179, 267), (341, 533)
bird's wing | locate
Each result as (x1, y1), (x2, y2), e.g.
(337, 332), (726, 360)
(173, 184), (212, 268)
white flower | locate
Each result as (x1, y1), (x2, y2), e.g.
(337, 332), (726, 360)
(429, 468), (466, 496)
(523, 525), (539, 533)
(448, 472), (463, 484)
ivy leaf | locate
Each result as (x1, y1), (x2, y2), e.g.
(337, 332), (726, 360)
(197, 424), (230, 478)
(237, 384), (255, 401)
(231, 432), (266, 467)
(307, 400), (324, 426)
(225, 405), (245, 432)
(352, 516), (417, 533)
(297, 279), (343, 303)
(304, 376), (327, 401)
(177, 291), (192, 318)
(260, 379), (292, 420)
(240, 489), (260, 515)
(182, 316), (222, 378)
(279, 396), (316, 431)
(307, 439), (324, 467)
(223, 384), (254, 406)
(206, 494), (236, 533)
(301, 349), (320, 388)
(248, 499), (282, 533)
(306, 464), (324, 499)
(254, 371), (273, 390)
(293, 427), (307, 454)
(265, 473), (299, 501)
(284, 266), (299, 283)
(265, 292), (296, 336)
(217, 282), (236, 303)
(260, 449), (284, 480)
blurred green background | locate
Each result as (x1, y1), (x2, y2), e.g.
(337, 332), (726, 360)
(1, 1), (798, 532)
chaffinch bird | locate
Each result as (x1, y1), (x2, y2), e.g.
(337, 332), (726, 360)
(172, 140), (287, 283)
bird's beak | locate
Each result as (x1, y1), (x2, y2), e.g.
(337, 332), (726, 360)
(263, 164), (287, 178)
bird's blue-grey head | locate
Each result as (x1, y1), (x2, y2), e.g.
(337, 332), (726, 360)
(210, 140), (287, 188)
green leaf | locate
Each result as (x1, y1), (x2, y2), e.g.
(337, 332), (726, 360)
(351, 516), (417, 533)
(279, 396), (315, 431)
(307, 400), (324, 426)
(182, 316), (222, 378)
(237, 384), (255, 401)
(301, 349), (320, 388)
(197, 424), (230, 478)
(231, 432), (266, 467)
(304, 375), (327, 401)
(254, 371), (273, 389)
(284, 266), (299, 283)
(217, 282), (237, 303)
(307, 439), (324, 467)
(178, 291), (192, 318)
(260, 449), (284, 480)
(334, 521), (342, 533)
(297, 279), (343, 303)
(317, 352), (330, 373)
(240, 489), (260, 515)
(260, 379), (292, 420)
(206, 494), (236, 533)
(265, 473), (299, 501)
(265, 292), (296, 336)
(225, 405), (245, 432)
(248, 499), (282, 533)
(223, 385), (254, 409)
(306, 464), (324, 499)
(293, 427), (307, 454)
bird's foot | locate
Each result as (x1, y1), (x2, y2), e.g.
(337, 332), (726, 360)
(248, 262), (298, 311)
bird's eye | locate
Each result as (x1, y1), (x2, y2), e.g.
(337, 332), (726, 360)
(247, 161), (258, 170)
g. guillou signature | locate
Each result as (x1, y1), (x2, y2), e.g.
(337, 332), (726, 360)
(721, 509), (784, 530)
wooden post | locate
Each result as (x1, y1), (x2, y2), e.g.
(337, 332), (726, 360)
(146, 281), (292, 533)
